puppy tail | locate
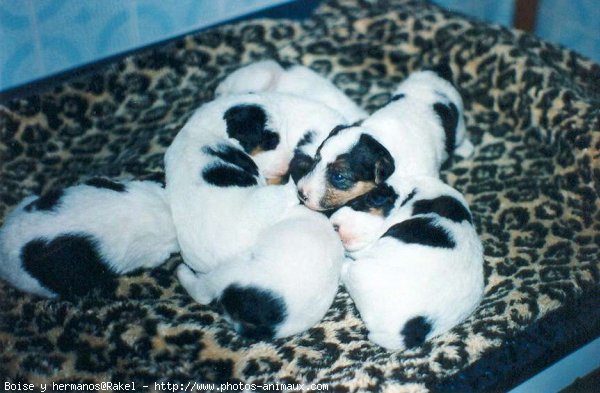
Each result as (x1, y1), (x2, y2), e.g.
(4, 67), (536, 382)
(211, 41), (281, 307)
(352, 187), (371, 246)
(219, 284), (287, 340)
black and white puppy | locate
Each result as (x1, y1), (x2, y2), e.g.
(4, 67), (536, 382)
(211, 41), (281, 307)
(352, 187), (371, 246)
(177, 204), (344, 340)
(164, 92), (348, 273)
(297, 68), (474, 211)
(215, 60), (368, 124)
(331, 176), (484, 351)
(0, 178), (179, 298)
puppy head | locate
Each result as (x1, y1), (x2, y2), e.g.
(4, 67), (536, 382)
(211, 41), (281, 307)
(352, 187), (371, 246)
(297, 126), (395, 211)
(330, 183), (398, 252)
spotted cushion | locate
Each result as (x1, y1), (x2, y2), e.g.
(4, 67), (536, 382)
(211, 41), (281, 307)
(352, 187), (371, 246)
(1, 0), (599, 391)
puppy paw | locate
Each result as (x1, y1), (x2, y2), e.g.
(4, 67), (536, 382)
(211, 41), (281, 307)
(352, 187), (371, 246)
(176, 264), (214, 304)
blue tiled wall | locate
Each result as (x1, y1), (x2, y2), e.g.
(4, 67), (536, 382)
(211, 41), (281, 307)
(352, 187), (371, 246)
(1, 0), (598, 93)
(0, 0), (292, 92)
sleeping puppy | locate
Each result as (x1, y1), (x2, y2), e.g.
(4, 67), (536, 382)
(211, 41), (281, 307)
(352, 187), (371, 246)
(215, 60), (368, 124)
(0, 178), (179, 298)
(331, 176), (484, 351)
(165, 118), (296, 274)
(296, 67), (474, 211)
(166, 92), (349, 272)
(177, 204), (344, 340)
(176, 92), (348, 185)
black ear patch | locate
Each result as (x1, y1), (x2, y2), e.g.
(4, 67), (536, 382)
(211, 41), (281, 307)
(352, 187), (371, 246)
(412, 195), (472, 223)
(223, 104), (280, 154)
(347, 184), (398, 216)
(433, 102), (459, 156)
(220, 284), (287, 341)
(288, 151), (314, 184)
(202, 144), (259, 188)
(348, 134), (395, 183)
(24, 188), (64, 212)
(21, 234), (118, 298)
(85, 178), (126, 192)
(382, 217), (455, 248)
(401, 316), (432, 348)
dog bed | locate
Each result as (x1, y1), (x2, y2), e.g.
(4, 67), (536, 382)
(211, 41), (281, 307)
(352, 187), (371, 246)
(1, 0), (598, 391)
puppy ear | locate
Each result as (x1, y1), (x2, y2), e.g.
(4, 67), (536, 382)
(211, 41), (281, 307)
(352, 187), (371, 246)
(352, 134), (395, 183)
(224, 104), (279, 153)
(289, 152), (314, 183)
(375, 153), (394, 184)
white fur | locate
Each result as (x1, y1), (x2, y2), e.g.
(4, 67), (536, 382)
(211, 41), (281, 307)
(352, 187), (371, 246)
(335, 176), (484, 350)
(0, 180), (179, 297)
(215, 60), (368, 124)
(298, 70), (473, 210)
(165, 92), (348, 272)
(183, 92), (347, 181)
(165, 124), (295, 273)
(177, 204), (344, 339)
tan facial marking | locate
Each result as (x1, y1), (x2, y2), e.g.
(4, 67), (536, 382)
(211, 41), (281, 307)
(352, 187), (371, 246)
(368, 207), (385, 217)
(266, 176), (285, 185)
(321, 180), (376, 209)
(250, 146), (265, 156)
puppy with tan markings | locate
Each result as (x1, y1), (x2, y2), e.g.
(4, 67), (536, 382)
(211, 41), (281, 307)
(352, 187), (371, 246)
(331, 176), (484, 351)
(165, 91), (348, 273)
(297, 66), (474, 211)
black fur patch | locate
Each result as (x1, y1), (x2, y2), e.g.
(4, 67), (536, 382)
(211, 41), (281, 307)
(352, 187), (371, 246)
(223, 104), (279, 153)
(24, 188), (64, 212)
(412, 195), (472, 223)
(296, 131), (315, 149)
(389, 93), (405, 103)
(288, 151), (314, 184)
(203, 144), (259, 177)
(433, 102), (459, 155)
(327, 134), (395, 188)
(401, 316), (432, 348)
(400, 188), (418, 207)
(382, 217), (455, 248)
(202, 165), (257, 187)
(346, 184), (398, 216)
(21, 234), (118, 298)
(220, 284), (287, 341)
(85, 178), (126, 192)
(201, 144), (259, 187)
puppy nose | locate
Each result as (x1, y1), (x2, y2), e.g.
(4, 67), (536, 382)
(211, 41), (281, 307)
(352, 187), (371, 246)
(297, 190), (308, 202)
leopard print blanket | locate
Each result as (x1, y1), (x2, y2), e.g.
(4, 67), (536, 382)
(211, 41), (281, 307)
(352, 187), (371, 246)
(1, 0), (598, 391)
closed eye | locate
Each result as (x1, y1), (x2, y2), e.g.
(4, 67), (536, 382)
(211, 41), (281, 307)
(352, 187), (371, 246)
(366, 193), (388, 207)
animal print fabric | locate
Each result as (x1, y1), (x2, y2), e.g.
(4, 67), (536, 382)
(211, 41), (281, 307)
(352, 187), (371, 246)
(1, 0), (598, 391)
